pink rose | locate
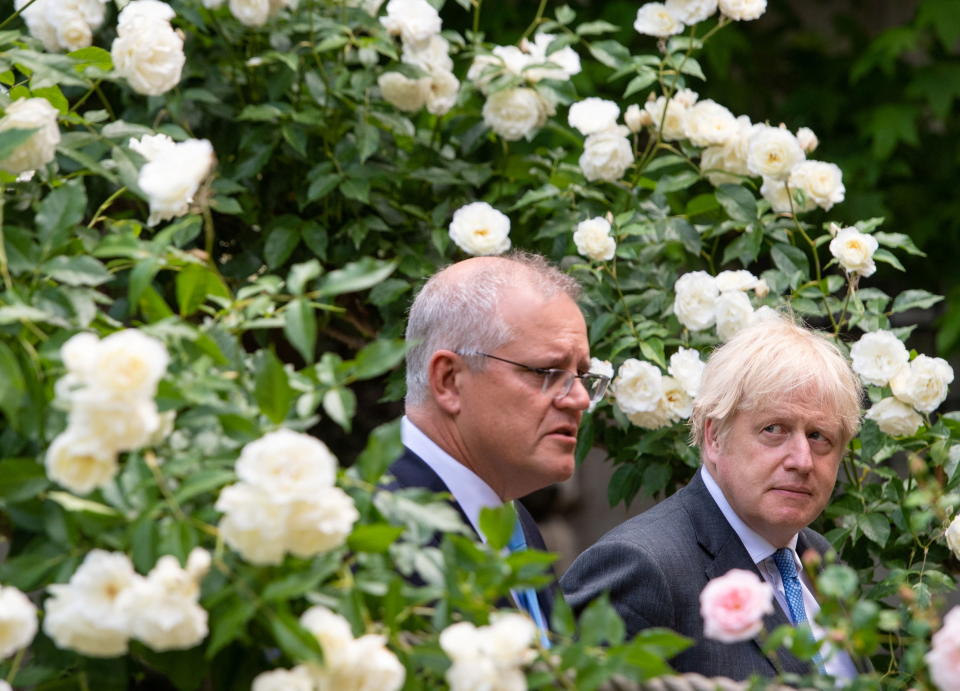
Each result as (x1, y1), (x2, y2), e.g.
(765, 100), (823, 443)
(700, 569), (774, 643)
(926, 606), (960, 691)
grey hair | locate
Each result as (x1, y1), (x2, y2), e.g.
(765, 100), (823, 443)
(689, 312), (863, 448)
(404, 251), (581, 407)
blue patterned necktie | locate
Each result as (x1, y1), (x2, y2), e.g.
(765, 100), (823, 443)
(772, 548), (826, 674)
(507, 515), (551, 648)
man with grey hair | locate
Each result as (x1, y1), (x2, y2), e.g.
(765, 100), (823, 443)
(561, 314), (863, 680)
(388, 251), (610, 640)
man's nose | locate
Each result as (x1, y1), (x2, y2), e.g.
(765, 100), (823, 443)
(557, 376), (591, 411)
(783, 432), (814, 471)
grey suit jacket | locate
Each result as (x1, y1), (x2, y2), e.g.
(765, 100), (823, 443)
(560, 469), (829, 680)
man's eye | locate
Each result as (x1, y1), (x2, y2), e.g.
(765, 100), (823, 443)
(762, 424), (783, 434)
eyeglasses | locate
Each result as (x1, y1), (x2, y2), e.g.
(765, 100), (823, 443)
(463, 352), (610, 404)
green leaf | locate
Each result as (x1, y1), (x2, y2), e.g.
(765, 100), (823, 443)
(322, 386), (356, 431)
(287, 259), (322, 295)
(42, 254), (112, 286)
(356, 419), (402, 485)
(206, 595), (257, 659)
(576, 20), (618, 35)
(306, 174), (342, 203)
(264, 224), (301, 269)
(261, 553), (340, 602)
(715, 184), (757, 223)
(891, 289), (943, 313)
(316, 257), (397, 296)
(623, 70), (657, 98)
(283, 298), (317, 364)
(817, 564), (859, 599)
(771, 243), (809, 282)
(578, 593), (626, 646)
(873, 231), (924, 256)
(265, 609), (324, 663)
(588, 40), (630, 69)
(667, 218), (700, 255)
(0, 344), (26, 425)
(858, 513), (891, 547)
(237, 104), (285, 122)
(348, 524), (405, 553)
(350, 338), (407, 380)
(36, 180), (87, 244)
(555, 4), (575, 24)
(68, 46), (113, 71)
(478, 503), (517, 552)
(176, 263), (229, 316)
(0, 127), (37, 160)
(254, 349), (293, 424)
(356, 118), (379, 164)
(0, 458), (47, 503)
(128, 257), (162, 310)
(873, 248), (905, 271)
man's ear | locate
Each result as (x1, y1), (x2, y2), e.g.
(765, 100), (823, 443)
(702, 418), (721, 465)
(427, 349), (464, 415)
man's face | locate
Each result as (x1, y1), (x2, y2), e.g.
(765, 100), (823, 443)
(455, 288), (591, 501)
(702, 393), (845, 547)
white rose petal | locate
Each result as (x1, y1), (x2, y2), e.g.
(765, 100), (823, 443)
(644, 95), (689, 141)
(573, 216), (616, 262)
(449, 201), (511, 256)
(760, 176), (803, 214)
(685, 99), (737, 147)
(87, 329), (170, 399)
(796, 126), (818, 153)
(715, 269), (758, 293)
(613, 359), (664, 415)
(865, 397), (923, 438)
(788, 160), (845, 211)
(117, 0), (175, 27)
(139, 139), (215, 226)
(425, 70), (460, 115)
(718, 0), (766, 21)
(311, 634), (406, 691)
(0, 98), (61, 175)
(235, 429), (338, 498)
(215, 483), (291, 565)
(523, 33), (582, 82)
(668, 347), (705, 398)
(482, 87), (552, 141)
(252, 666), (315, 691)
(568, 98), (620, 137)
(624, 103), (650, 133)
(828, 226), (878, 277)
(666, 0), (717, 24)
(662, 375), (693, 420)
(850, 330), (908, 387)
(380, 0), (441, 45)
(129, 133), (176, 162)
(402, 33), (453, 73)
(590, 358), (615, 381)
(301, 606), (354, 656)
(0, 585), (38, 659)
(627, 397), (674, 430)
(673, 270), (718, 331)
(378, 71), (431, 112)
(714, 290), (754, 341)
(946, 515), (960, 562)
(284, 488), (359, 558)
(111, 16), (185, 96)
(890, 354), (954, 414)
(634, 3), (684, 37)
(45, 428), (119, 495)
(68, 393), (161, 452)
(747, 125), (805, 180)
(579, 126), (633, 182)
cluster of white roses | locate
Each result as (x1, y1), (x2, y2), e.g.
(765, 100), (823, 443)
(0, 97), (61, 177)
(252, 606), (405, 691)
(567, 98), (634, 183)
(673, 269), (771, 340)
(215, 429), (359, 565)
(0, 584), (38, 661)
(14, 0), (106, 52)
(439, 613), (537, 691)
(468, 32), (581, 141)
(573, 215), (617, 262)
(827, 224), (879, 278)
(377, 0), (459, 115)
(44, 548), (210, 657)
(610, 347), (705, 430)
(46, 329), (170, 495)
(850, 330), (955, 438)
(129, 133), (216, 226)
(634, 0), (767, 38)
(111, 1), (186, 96)
(448, 200), (512, 256)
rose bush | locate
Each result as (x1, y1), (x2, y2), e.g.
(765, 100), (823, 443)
(0, 0), (957, 689)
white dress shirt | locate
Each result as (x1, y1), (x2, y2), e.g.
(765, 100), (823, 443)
(701, 467), (857, 681)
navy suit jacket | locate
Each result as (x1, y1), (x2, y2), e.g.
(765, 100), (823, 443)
(385, 447), (559, 625)
(560, 469), (829, 680)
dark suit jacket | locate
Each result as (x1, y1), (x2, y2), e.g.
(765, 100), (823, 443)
(385, 446), (559, 624)
(560, 468), (829, 680)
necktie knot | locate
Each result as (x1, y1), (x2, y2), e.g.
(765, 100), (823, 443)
(773, 548), (798, 580)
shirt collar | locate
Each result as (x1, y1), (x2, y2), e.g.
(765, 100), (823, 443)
(400, 416), (503, 541)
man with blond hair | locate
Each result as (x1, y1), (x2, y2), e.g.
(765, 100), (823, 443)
(561, 315), (862, 680)
(389, 251), (610, 642)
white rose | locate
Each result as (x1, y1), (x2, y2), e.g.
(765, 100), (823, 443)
(482, 87), (552, 141)
(117, 0), (175, 27)
(715, 290), (753, 341)
(402, 33), (453, 73)
(700, 115), (755, 185)
(573, 216), (616, 261)
(746, 125), (805, 180)
(662, 375), (693, 420)
(665, 0), (717, 23)
(0, 585), (38, 659)
(139, 138), (215, 226)
(795, 126), (818, 153)
(345, 0), (384, 14)
(86, 329), (169, 399)
(15, 0), (60, 51)
(449, 201), (511, 256)
(378, 71), (431, 112)
(673, 88), (700, 107)
(228, 0), (271, 25)
(700, 145), (740, 186)
(129, 133), (176, 162)
(425, 70), (460, 115)
(490, 45), (530, 78)
(579, 126), (633, 182)
(624, 103), (650, 133)
(111, 18), (185, 96)
(466, 53), (503, 92)
(865, 398), (923, 438)
(236, 429), (338, 498)
(215, 483), (291, 565)
(684, 99), (737, 147)
(55, 11), (93, 51)
(750, 305), (780, 325)
(890, 355), (954, 414)
(284, 488), (359, 558)
(568, 98), (620, 136)
(613, 359), (664, 415)
(380, 0), (441, 44)
(44, 550), (140, 657)
(718, 0), (766, 21)
(483, 613), (537, 666)
(45, 428), (119, 495)
(828, 226), (878, 277)
(634, 3), (684, 37)
(120, 552), (209, 651)
(760, 175), (805, 214)
(788, 160), (845, 211)
(312, 634), (406, 691)
(523, 33), (582, 82)
(754, 278), (770, 298)
(446, 659), (504, 691)
(301, 606), (354, 656)
(850, 330), (908, 387)
(946, 515), (960, 562)
(715, 269), (758, 292)
(61, 331), (99, 378)
(668, 347), (705, 398)
(627, 397), (674, 430)
(203, 0), (225, 8)
(68, 393), (161, 451)
(644, 95), (689, 141)
(252, 666), (314, 691)
(926, 607), (960, 691)
(0, 98), (60, 175)
(673, 270), (718, 331)
(590, 358), (614, 381)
